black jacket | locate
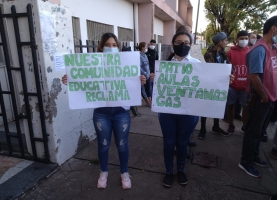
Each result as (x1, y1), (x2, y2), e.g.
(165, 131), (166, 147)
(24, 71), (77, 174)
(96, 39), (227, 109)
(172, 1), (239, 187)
(146, 48), (158, 73)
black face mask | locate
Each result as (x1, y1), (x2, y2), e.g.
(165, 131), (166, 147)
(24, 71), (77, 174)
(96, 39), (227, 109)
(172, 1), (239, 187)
(173, 43), (191, 57)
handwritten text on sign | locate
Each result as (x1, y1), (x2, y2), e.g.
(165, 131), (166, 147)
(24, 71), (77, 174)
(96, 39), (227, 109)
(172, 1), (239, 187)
(64, 52), (141, 109)
(151, 61), (232, 118)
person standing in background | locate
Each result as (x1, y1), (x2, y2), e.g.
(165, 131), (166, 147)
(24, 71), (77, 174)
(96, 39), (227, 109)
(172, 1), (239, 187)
(198, 32), (230, 140)
(139, 42), (152, 107)
(248, 32), (257, 48)
(146, 39), (159, 96)
(239, 16), (277, 178)
(226, 30), (249, 135)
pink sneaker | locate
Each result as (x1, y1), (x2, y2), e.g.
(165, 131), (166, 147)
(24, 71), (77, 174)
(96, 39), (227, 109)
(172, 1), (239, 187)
(121, 172), (131, 189)
(97, 171), (108, 188)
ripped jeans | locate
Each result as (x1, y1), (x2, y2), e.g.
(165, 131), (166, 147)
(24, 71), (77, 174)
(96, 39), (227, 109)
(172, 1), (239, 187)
(93, 107), (130, 173)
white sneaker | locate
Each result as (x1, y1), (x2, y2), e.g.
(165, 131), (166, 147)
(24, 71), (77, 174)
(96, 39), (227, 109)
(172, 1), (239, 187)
(121, 172), (131, 189)
(97, 171), (108, 188)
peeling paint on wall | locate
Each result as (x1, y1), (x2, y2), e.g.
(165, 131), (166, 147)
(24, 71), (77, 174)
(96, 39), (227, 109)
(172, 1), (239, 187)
(47, 66), (53, 73)
(51, 6), (66, 15)
(21, 104), (34, 119)
(44, 78), (62, 123)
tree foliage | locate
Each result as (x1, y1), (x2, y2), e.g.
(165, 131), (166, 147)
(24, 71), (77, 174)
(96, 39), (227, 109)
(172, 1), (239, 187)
(204, 0), (277, 37)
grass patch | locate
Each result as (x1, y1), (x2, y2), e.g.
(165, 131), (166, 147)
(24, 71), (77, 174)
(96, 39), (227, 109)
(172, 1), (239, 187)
(201, 48), (207, 56)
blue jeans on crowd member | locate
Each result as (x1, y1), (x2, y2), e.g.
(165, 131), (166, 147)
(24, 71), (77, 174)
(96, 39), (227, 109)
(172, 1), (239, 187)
(241, 97), (273, 165)
(158, 113), (199, 174)
(93, 107), (130, 174)
(150, 81), (153, 97)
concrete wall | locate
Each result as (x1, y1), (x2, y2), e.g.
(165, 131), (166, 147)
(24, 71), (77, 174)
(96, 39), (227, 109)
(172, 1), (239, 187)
(62, 0), (134, 47)
(163, 20), (176, 45)
(165, 0), (177, 12)
(138, 3), (154, 43)
(1, 0), (133, 164)
(186, 6), (192, 27)
(178, 0), (188, 25)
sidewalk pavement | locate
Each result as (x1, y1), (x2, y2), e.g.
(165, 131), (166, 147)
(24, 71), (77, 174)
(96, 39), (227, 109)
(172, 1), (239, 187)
(17, 104), (277, 200)
(0, 155), (58, 200)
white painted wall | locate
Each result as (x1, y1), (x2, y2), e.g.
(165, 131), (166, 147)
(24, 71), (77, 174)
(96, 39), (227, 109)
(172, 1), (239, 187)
(0, 0), (134, 165)
(62, 0), (134, 50)
(154, 17), (164, 37)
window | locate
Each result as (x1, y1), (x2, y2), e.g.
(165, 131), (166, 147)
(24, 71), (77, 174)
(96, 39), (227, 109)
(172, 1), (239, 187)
(72, 17), (81, 53)
(158, 35), (163, 43)
(87, 20), (114, 41)
(118, 27), (134, 41)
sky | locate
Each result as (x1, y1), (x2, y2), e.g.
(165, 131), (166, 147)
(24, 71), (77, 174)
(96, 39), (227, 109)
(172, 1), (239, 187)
(190, 0), (277, 34)
(190, 0), (208, 33)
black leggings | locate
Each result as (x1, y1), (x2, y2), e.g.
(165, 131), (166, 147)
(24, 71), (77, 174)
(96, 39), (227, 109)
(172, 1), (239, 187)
(201, 117), (219, 129)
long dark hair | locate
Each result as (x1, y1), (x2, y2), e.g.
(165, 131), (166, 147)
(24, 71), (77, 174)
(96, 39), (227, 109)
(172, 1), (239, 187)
(97, 32), (120, 52)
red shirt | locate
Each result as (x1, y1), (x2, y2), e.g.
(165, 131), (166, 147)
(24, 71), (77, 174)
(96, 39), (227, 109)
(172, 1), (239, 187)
(227, 45), (249, 90)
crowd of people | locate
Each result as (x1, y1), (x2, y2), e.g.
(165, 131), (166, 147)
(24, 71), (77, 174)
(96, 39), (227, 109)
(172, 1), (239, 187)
(61, 16), (277, 199)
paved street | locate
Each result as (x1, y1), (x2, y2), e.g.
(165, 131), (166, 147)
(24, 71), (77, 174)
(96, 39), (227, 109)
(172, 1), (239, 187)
(19, 104), (277, 200)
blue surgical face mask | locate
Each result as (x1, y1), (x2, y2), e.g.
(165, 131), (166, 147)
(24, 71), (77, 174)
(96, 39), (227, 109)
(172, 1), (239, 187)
(103, 46), (119, 52)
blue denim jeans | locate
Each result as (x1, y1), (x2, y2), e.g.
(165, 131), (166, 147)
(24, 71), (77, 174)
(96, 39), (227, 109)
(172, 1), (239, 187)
(93, 107), (130, 173)
(158, 113), (199, 174)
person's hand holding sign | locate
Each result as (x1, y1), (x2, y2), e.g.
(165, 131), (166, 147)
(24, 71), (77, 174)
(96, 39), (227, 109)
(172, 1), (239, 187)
(140, 75), (146, 85)
(62, 74), (67, 85)
(229, 74), (235, 84)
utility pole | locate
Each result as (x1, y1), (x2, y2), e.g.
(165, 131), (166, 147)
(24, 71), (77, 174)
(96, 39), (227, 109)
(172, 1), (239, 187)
(194, 0), (200, 44)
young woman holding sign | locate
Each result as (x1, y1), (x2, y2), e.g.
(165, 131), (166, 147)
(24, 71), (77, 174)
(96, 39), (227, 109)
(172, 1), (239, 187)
(150, 31), (234, 188)
(62, 33), (146, 190)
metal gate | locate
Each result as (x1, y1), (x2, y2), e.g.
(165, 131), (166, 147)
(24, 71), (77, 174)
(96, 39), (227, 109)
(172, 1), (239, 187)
(0, 4), (49, 162)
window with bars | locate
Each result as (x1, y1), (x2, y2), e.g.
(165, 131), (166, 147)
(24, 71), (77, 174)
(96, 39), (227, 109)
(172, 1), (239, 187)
(87, 20), (114, 41)
(158, 35), (163, 43)
(118, 27), (133, 42)
(72, 17), (81, 53)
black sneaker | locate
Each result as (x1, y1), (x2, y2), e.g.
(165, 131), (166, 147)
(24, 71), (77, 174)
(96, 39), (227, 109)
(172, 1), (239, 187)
(261, 133), (268, 142)
(188, 141), (196, 147)
(234, 114), (243, 121)
(186, 152), (192, 159)
(177, 171), (188, 185)
(253, 157), (269, 167)
(212, 126), (230, 136)
(271, 147), (277, 160)
(163, 174), (173, 188)
(197, 129), (206, 140)
(240, 126), (246, 133)
(238, 162), (261, 178)
(270, 193), (277, 200)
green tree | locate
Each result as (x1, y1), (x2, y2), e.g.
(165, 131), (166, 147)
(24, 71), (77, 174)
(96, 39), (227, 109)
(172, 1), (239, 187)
(204, 0), (277, 37)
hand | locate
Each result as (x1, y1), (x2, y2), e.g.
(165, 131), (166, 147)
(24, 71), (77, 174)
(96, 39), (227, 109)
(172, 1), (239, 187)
(62, 74), (68, 85)
(261, 96), (269, 103)
(229, 74), (235, 84)
(140, 75), (146, 85)
(150, 73), (155, 82)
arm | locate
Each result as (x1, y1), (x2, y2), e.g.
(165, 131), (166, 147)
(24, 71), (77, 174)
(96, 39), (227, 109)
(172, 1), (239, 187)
(140, 75), (146, 85)
(247, 46), (267, 102)
(249, 74), (268, 103)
